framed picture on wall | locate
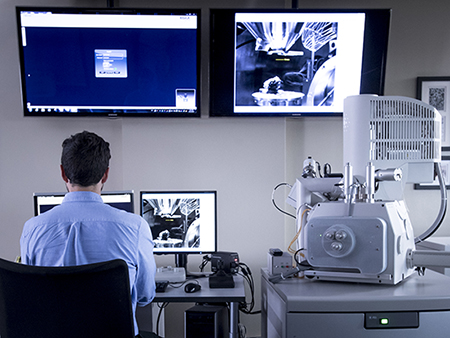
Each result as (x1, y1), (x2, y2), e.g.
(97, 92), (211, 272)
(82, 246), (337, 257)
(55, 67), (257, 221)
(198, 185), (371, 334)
(417, 76), (450, 147)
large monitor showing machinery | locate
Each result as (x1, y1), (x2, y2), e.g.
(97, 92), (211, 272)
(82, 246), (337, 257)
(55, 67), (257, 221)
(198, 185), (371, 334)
(210, 9), (391, 116)
(34, 191), (134, 216)
(16, 7), (200, 117)
(140, 191), (217, 267)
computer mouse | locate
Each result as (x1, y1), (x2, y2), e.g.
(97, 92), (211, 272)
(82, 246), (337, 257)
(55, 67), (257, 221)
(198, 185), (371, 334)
(184, 283), (201, 293)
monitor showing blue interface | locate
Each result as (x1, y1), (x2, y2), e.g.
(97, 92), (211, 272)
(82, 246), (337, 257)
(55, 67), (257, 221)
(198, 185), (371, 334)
(140, 191), (217, 254)
(33, 191), (134, 216)
(16, 7), (200, 117)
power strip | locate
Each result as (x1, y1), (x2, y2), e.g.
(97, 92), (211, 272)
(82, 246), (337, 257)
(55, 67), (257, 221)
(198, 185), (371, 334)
(155, 266), (186, 282)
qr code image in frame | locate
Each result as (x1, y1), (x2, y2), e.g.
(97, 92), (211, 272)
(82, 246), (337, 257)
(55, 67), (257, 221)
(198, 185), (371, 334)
(429, 86), (446, 111)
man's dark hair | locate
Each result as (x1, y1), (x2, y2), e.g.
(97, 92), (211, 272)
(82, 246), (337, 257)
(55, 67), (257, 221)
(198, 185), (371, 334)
(61, 131), (111, 187)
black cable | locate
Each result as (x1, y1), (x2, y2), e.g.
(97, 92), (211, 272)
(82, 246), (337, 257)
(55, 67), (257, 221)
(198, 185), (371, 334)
(293, 248), (305, 266)
(237, 262), (260, 315)
(167, 279), (200, 289)
(272, 183), (296, 219)
(272, 199), (296, 219)
(238, 264), (253, 310)
(416, 267), (426, 276)
(268, 250), (312, 284)
(199, 254), (210, 272)
(156, 302), (169, 336)
(238, 272), (254, 313)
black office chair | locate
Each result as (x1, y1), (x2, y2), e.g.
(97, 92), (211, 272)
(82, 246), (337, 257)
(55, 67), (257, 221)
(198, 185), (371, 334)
(0, 258), (134, 338)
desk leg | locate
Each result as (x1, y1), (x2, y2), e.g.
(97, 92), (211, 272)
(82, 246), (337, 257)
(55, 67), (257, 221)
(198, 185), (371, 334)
(229, 302), (239, 338)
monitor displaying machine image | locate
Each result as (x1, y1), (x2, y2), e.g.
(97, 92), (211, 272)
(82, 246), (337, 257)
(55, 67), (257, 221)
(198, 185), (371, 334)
(210, 8), (391, 116)
(140, 191), (217, 267)
(33, 191), (134, 216)
(16, 7), (200, 117)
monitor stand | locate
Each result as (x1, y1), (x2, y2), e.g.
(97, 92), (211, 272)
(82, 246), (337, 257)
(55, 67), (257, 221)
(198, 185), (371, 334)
(175, 253), (188, 270)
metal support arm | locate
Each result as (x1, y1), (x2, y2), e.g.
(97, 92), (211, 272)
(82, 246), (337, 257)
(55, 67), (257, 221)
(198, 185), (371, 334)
(407, 249), (450, 269)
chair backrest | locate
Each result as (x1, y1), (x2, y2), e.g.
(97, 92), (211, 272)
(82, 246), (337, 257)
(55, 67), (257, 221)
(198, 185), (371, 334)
(0, 258), (134, 338)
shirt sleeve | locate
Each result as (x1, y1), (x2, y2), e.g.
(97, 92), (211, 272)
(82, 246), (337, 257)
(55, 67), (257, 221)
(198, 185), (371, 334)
(135, 217), (156, 306)
(20, 220), (32, 265)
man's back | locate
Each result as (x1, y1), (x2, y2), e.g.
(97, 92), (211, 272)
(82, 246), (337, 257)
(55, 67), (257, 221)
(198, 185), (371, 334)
(20, 191), (156, 334)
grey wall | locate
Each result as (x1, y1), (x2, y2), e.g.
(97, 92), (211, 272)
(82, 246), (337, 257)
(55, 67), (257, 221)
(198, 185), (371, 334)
(2, 0), (450, 336)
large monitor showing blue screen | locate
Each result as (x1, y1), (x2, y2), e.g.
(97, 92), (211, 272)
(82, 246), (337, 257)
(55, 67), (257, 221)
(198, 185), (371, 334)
(16, 7), (200, 117)
(210, 8), (391, 117)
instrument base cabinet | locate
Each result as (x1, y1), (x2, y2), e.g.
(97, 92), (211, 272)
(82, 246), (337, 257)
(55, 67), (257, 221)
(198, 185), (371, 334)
(261, 268), (450, 337)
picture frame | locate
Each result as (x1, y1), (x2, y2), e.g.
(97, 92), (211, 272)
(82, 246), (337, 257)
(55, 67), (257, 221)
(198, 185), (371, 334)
(417, 76), (450, 147)
(415, 77), (450, 189)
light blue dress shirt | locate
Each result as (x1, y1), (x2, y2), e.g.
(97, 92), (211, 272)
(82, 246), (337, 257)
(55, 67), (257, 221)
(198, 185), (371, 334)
(20, 191), (156, 335)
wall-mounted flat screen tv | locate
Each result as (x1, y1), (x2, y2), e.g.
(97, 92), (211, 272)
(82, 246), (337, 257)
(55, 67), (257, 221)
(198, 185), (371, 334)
(16, 7), (200, 117)
(210, 8), (391, 117)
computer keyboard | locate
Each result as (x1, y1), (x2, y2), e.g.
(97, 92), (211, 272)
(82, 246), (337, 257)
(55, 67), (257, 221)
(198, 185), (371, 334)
(155, 281), (169, 293)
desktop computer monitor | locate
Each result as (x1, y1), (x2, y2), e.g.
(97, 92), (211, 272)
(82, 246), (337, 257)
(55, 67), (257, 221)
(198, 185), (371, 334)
(140, 191), (217, 267)
(33, 190), (135, 216)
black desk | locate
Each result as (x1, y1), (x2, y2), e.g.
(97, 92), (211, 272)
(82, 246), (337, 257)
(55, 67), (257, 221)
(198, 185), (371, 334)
(153, 275), (246, 338)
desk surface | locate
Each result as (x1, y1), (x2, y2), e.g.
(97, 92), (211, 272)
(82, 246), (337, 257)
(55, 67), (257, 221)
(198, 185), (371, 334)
(262, 268), (450, 313)
(153, 275), (246, 303)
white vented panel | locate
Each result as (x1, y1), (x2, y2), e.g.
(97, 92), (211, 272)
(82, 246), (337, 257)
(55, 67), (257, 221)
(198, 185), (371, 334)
(343, 95), (441, 183)
(369, 98), (441, 162)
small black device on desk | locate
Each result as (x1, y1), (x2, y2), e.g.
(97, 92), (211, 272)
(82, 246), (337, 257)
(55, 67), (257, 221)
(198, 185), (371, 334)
(209, 251), (238, 288)
(185, 283), (201, 293)
(269, 248), (283, 256)
(211, 252), (239, 274)
(209, 270), (235, 288)
(155, 281), (169, 293)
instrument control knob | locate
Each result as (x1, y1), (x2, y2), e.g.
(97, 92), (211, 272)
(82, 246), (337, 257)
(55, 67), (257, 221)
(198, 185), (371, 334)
(331, 242), (343, 251)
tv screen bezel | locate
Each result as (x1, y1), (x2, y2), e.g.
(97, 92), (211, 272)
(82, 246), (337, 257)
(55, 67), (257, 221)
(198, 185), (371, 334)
(16, 6), (201, 118)
(140, 190), (218, 255)
(209, 8), (391, 117)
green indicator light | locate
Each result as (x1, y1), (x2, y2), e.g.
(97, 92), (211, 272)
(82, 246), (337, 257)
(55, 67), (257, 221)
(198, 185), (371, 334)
(380, 318), (389, 325)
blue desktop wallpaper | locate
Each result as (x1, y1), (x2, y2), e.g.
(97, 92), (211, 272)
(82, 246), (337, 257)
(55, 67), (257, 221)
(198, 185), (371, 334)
(22, 27), (197, 108)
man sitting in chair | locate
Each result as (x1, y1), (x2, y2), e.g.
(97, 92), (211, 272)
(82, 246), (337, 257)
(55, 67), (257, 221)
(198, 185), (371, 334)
(20, 131), (157, 338)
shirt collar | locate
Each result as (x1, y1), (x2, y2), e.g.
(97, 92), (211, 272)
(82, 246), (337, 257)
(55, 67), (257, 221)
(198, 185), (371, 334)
(62, 191), (104, 203)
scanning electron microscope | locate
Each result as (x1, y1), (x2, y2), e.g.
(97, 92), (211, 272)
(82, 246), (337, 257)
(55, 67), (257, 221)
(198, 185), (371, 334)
(261, 95), (450, 338)
(286, 94), (450, 284)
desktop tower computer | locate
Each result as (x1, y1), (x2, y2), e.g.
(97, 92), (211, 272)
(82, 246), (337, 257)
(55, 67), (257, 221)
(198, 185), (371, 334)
(184, 304), (228, 338)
